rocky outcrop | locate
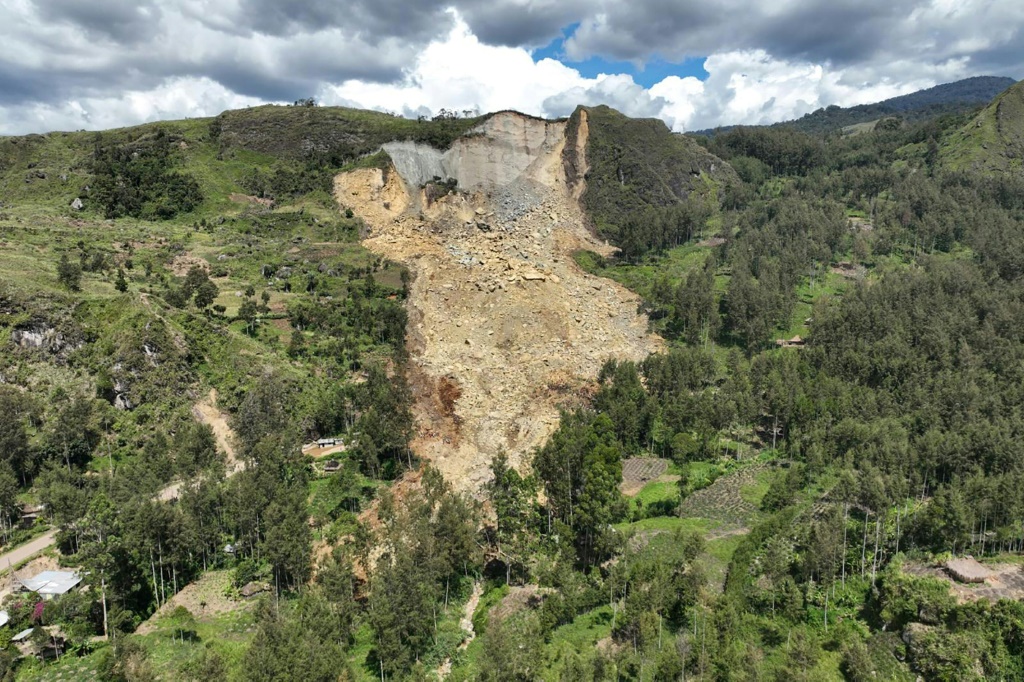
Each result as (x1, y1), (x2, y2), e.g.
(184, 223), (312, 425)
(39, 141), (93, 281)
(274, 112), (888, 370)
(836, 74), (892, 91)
(11, 326), (73, 354)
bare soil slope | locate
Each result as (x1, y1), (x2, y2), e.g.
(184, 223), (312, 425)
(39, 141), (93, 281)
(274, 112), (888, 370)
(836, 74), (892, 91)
(336, 112), (662, 490)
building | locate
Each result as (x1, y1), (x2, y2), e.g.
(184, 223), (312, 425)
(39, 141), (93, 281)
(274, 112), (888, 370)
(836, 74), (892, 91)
(0, 610), (9, 627)
(19, 570), (82, 600)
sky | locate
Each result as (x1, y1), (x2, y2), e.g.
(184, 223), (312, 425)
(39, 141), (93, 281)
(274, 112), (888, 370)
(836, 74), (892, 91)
(0, 0), (1021, 135)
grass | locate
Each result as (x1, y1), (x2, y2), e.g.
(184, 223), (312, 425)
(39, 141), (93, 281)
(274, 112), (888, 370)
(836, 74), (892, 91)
(941, 81), (1024, 173)
(629, 479), (678, 512)
(143, 606), (256, 678)
(575, 239), (716, 306)
(615, 515), (714, 535)
(540, 606), (614, 682)
(776, 270), (847, 341)
(13, 604), (257, 681)
(740, 468), (777, 507)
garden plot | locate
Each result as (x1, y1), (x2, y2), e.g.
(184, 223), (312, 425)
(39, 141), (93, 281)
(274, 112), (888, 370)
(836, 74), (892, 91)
(677, 464), (773, 530)
(620, 457), (670, 496)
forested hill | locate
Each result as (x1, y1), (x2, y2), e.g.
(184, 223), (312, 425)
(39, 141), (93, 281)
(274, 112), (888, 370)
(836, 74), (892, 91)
(692, 75), (1017, 136)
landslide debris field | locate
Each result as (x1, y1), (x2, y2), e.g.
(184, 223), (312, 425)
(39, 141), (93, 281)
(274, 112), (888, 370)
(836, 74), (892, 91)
(336, 111), (662, 490)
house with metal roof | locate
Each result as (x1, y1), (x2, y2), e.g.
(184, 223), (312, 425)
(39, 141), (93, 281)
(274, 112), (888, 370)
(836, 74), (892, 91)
(19, 570), (82, 600)
(11, 628), (33, 643)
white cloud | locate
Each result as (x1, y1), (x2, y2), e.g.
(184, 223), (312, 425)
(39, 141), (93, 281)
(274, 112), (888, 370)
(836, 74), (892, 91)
(0, 78), (261, 134)
(322, 18), (586, 118)
(325, 24), (970, 133)
(0, 3), (1017, 136)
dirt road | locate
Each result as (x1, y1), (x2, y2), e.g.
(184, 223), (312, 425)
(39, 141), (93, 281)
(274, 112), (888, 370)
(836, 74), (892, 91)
(6, 389), (243, 564)
(0, 530), (57, 575)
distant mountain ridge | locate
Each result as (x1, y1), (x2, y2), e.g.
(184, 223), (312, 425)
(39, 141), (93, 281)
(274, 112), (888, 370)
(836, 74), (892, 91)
(692, 76), (1017, 136)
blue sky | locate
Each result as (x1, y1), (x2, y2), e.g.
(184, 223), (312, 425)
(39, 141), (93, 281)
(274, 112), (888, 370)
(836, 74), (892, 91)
(532, 26), (710, 88)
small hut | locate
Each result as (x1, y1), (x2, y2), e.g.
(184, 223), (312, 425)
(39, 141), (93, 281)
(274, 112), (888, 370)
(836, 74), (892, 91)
(323, 460), (342, 474)
(945, 557), (993, 584)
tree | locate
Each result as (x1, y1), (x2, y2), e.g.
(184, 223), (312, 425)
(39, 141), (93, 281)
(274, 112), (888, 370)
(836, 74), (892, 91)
(193, 280), (218, 311)
(478, 611), (544, 682)
(97, 636), (153, 682)
(57, 253), (82, 291)
(0, 463), (19, 543)
(238, 299), (259, 334)
(114, 268), (128, 292)
(0, 388), (32, 484)
(534, 411), (625, 567)
(486, 453), (536, 584)
(263, 479), (312, 591)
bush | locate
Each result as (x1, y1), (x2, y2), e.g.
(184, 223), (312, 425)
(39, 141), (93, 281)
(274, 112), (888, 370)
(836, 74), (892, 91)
(233, 558), (261, 588)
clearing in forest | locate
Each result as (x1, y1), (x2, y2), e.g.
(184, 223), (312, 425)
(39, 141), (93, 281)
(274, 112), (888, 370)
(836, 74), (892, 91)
(677, 463), (775, 530)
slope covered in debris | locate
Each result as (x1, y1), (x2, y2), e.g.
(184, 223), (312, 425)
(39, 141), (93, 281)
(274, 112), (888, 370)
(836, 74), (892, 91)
(336, 111), (674, 489)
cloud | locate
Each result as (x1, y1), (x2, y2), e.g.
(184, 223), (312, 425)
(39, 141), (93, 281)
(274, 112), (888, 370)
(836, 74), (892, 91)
(322, 19), (588, 118)
(0, 77), (262, 134)
(562, 0), (1024, 76)
(0, 1), (1021, 135)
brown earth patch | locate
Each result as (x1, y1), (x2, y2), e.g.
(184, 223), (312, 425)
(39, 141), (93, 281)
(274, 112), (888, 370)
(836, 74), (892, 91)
(903, 561), (1024, 604)
(229, 193), (275, 209)
(136, 570), (251, 635)
(169, 253), (210, 277)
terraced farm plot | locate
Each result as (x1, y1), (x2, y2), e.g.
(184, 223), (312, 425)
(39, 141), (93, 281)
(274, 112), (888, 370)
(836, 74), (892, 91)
(620, 457), (670, 496)
(678, 464), (775, 530)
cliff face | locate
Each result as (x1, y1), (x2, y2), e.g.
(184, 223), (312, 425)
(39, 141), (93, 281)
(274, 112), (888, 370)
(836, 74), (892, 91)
(383, 112), (567, 190)
(337, 111), (662, 491)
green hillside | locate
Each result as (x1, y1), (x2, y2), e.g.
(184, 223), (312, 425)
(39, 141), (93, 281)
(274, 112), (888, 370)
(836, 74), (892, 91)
(568, 105), (737, 260)
(942, 79), (1024, 173)
(5, 98), (1024, 682)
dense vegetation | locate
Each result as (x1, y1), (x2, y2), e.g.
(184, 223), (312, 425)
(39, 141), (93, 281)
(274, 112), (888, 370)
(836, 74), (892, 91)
(558, 88), (1024, 679)
(569, 105), (736, 246)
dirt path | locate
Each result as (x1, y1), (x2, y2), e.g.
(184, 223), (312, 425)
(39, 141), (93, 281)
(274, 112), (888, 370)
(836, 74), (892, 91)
(436, 580), (484, 680)
(0, 530), (57, 575)
(193, 389), (241, 473)
(337, 113), (661, 491)
(160, 389), (243, 502)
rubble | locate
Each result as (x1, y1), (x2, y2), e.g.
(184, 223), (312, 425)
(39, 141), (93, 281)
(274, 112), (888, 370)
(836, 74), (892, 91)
(336, 113), (662, 492)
